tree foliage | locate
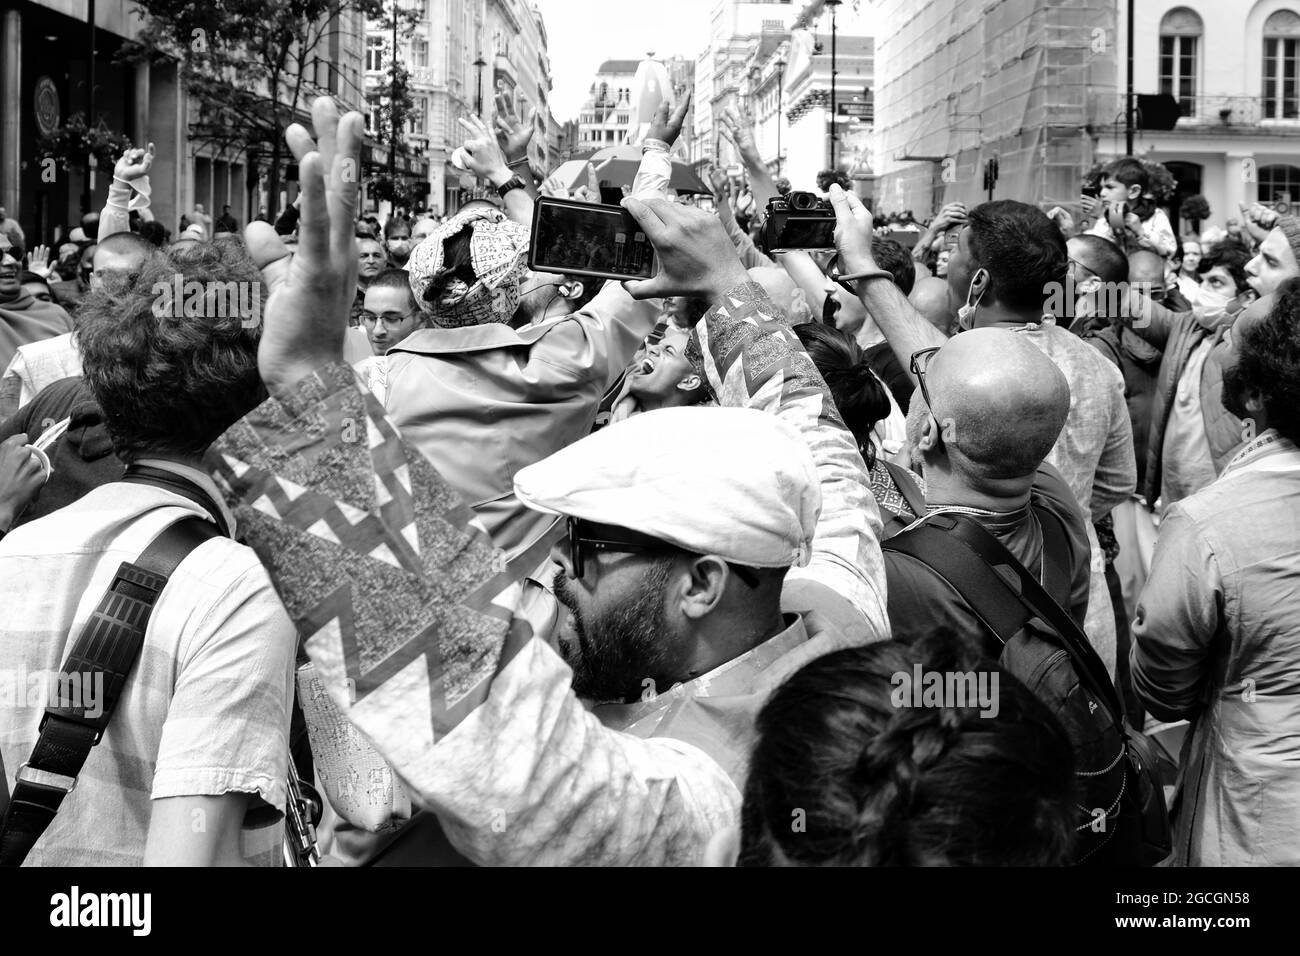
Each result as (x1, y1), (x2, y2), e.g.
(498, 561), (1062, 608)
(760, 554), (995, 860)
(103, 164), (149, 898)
(119, 0), (416, 217)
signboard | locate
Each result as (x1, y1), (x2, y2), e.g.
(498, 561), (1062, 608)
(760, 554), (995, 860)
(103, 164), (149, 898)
(838, 102), (873, 119)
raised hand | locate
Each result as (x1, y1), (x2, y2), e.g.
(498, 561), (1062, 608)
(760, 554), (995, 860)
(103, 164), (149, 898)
(827, 183), (878, 275)
(1079, 194), (1103, 219)
(456, 114), (512, 185)
(26, 243), (53, 278)
(707, 164), (730, 199)
(114, 142), (155, 181)
(493, 91), (536, 164)
(243, 97), (364, 394)
(718, 108), (760, 163)
(646, 91), (691, 148)
(620, 198), (749, 301)
(931, 201), (968, 232)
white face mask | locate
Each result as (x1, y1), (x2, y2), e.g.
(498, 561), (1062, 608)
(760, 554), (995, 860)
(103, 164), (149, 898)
(1191, 285), (1232, 323)
(956, 269), (988, 331)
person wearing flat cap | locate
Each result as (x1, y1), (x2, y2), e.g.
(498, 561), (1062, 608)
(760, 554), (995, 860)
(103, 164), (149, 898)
(212, 97), (886, 867)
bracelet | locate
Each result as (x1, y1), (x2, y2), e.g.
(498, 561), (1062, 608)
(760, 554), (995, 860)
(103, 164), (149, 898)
(838, 268), (895, 284)
(506, 157), (531, 170)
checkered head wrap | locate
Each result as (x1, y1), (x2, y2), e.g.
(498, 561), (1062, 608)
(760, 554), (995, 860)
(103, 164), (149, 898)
(407, 206), (531, 328)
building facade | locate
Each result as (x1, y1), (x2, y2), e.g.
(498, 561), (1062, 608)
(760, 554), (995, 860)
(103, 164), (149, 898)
(690, 0), (872, 195)
(576, 60), (640, 152)
(874, 0), (1118, 217)
(1, 0), (366, 244)
(1118, 0), (1300, 236)
(369, 0), (553, 217)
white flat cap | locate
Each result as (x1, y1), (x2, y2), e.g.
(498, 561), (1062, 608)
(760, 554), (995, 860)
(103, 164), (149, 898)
(514, 406), (820, 568)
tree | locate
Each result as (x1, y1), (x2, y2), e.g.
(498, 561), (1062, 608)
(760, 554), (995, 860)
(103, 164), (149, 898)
(120, 0), (401, 219)
(1180, 194), (1211, 233)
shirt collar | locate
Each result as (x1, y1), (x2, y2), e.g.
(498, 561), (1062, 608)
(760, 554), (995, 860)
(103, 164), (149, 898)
(134, 457), (237, 535)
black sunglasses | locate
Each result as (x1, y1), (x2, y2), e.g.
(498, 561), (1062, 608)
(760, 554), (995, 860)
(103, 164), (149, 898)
(910, 346), (942, 413)
(566, 517), (759, 587)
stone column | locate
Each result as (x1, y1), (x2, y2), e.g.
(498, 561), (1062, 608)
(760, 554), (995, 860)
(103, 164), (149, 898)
(1, 7), (21, 220)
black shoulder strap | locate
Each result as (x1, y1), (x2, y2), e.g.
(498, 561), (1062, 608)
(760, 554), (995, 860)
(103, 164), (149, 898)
(0, 514), (221, 866)
(882, 460), (928, 520)
(883, 511), (1124, 728)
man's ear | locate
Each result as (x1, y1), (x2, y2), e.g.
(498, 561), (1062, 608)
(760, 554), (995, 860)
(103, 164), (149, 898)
(916, 410), (943, 455)
(676, 373), (702, 393)
(970, 266), (991, 300)
(679, 555), (729, 621)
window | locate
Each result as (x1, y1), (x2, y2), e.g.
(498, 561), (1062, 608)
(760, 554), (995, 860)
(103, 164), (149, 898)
(365, 35), (384, 73)
(1258, 164), (1300, 209)
(412, 37), (428, 69)
(1159, 8), (1201, 117)
(367, 107), (381, 134)
(1263, 10), (1300, 119)
(409, 96), (427, 136)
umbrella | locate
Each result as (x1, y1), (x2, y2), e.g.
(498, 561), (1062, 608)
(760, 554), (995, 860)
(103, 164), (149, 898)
(587, 144), (711, 196)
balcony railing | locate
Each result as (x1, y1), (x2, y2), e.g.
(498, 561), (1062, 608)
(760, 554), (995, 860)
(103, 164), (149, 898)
(1131, 94), (1300, 128)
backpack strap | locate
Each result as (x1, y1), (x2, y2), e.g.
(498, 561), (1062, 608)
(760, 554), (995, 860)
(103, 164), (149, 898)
(882, 460), (928, 520)
(0, 489), (224, 867)
(885, 511), (1124, 728)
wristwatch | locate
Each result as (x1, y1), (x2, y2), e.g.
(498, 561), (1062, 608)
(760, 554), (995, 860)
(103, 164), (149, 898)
(496, 175), (526, 198)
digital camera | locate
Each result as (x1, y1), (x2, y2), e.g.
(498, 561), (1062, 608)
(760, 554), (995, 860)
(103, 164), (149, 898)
(762, 191), (837, 253)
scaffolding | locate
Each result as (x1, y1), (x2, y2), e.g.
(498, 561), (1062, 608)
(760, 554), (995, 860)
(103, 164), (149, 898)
(876, 0), (1118, 214)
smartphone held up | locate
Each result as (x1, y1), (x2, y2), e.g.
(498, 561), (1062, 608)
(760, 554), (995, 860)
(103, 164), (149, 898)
(530, 197), (657, 282)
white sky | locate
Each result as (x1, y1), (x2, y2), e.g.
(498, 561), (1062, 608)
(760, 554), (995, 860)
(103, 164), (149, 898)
(535, 0), (716, 121)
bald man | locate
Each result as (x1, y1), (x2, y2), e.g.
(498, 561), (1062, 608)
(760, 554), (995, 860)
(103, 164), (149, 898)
(888, 327), (1092, 648)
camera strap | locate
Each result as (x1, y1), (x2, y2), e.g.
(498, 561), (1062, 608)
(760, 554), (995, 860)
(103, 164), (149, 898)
(0, 470), (226, 866)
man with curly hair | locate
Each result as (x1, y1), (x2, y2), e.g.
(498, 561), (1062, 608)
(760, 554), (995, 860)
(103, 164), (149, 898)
(1132, 281), (1300, 865)
(0, 236), (297, 866)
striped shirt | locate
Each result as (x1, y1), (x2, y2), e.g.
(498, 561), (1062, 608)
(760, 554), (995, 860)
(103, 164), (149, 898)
(0, 464), (296, 865)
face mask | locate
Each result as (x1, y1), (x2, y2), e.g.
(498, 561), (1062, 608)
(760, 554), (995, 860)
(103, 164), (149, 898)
(1191, 286), (1232, 323)
(956, 269), (988, 331)
(388, 240), (411, 257)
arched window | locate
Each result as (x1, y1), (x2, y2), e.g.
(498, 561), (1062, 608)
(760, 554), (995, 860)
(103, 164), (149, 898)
(1263, 10), (1300, 119)
(1159, 8), (1202, 117)
(1258, 164), (1300, 209)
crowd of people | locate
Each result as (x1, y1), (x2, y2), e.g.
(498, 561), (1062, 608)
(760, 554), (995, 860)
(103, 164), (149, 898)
(0, 88), (1296, 868)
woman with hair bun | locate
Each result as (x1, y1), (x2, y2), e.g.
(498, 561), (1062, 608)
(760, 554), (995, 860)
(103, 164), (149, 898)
(706, 636), (1078, 867)
(794, 322), (927, 536)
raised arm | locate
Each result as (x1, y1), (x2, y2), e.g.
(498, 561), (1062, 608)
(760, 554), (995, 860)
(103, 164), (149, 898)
(457, 114), (534, 226)
(718, 108), (779, 209)
(621, 198), (889, 642)
(224, 98), (738, 867)
(99, 143), (155, 239)
(829, 184), (948, 384)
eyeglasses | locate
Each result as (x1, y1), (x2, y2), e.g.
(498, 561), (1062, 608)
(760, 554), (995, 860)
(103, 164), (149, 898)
(565, 517), (759, 587)
(910, 346), (942, 413)
(358, 311), (417, 330)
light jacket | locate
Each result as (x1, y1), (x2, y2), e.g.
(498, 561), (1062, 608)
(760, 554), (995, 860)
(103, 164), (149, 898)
(383, 282), (660, 559)
(1130, 301), (1245, 507)
(1130, 431), (1300, 865)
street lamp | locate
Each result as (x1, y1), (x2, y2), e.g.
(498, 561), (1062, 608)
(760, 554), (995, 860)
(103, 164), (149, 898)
(827, 0), (841, 170)
(473, 55), (487, 116)
(775, 55), (786, 177)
